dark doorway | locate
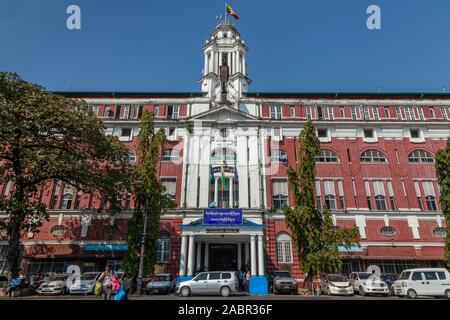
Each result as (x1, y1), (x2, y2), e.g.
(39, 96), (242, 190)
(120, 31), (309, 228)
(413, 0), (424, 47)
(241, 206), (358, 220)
(209, 244), (237, 271)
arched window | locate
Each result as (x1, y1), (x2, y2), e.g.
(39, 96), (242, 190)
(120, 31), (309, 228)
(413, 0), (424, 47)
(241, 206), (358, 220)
(360, 150), (387, 163)
(380, 226), (396, 237)
(211, 148), (236, 161)
(156, 232), (171, 263)
(154, 106), (159, 117)
(270, 149), (287, 163)
(408, 150), (434, 163)
(290, 107), (295, 118)
(276, 233), (292, 263)
(162, 148), (179, 161)
(316, 149), (339, 163)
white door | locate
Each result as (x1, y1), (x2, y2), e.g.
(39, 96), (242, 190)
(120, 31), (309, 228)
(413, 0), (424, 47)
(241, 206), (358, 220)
(423, 271), (441, 296)
(410, 271), (426, 296)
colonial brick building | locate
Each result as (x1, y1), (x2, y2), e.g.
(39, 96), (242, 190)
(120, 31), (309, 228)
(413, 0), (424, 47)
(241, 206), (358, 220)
(1, 20), (449, 293)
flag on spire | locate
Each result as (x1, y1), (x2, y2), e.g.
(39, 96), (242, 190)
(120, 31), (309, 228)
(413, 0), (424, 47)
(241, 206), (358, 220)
(225, 3), (239, 20)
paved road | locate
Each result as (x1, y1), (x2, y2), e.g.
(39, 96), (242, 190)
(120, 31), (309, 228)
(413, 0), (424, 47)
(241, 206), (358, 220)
(3, 293), (436, 300)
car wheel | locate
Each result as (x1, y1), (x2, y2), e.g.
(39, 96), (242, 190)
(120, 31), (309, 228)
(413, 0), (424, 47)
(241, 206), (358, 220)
(220, 286), (231, 297)
(273, 287), (278, 295)
(359, 286), (365, 296)
(407, 289), (417, 299)
(445, 290), (450, 300)
(180, 287), (190, 297)
(61, 287), (67, 295)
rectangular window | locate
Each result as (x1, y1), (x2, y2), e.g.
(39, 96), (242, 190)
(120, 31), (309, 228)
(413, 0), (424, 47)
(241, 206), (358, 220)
(410, 129), (420, 139)
(363, 129), (374, 138)
(121, 128), (132, 137)
(440, 107), (449, 120)
(306, 106), (312, 120)
(405, 107), (414, 120)
(317, 106), (323, 120)
(272, 179), (288, 209)
(167, 105), (179, 119)
(363, 106), (370, 120)
(390, 197), (396, 211)
(74, 191), (82, 209)
(161, 178), (176, 201)
(350, 107), (356, 120)
(317, 129), (328, 138)
(122, 105), (130, 119)
(372, 107), (379, 120)
(328, 106), (334, 120)
(396, 107), (402, 120)
(50, 181), (61, 209)
(270, 106), (282, 119)
(103, 106), (111, 118)
(384, 107), (390, 118)
(91, 105), (99, 116)
(417, 107), (424, 120)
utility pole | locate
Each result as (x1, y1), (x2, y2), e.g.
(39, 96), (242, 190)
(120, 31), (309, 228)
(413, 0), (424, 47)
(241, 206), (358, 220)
(136, 198), (148, 295)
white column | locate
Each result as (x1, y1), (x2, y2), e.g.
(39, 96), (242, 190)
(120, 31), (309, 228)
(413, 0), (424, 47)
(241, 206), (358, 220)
(196, 242), (202, 272)
(187, 235), (195, 276)
(250, 235), (257, 276)
(257, 235), (265, 277)
(244, 242), (250, 266)
(243, 55), (246, 76)
(237, 243), (242, 271)
(214, 177), (219, 206)
(179, 235), (188, 276)
(229, 177), (234, 208)
(204, 243), (209, 271)
(204, 53), (208, 74)
(227, 52), (231, 70)
(219, 52), (223, 67)
(236, 51), (240, 73)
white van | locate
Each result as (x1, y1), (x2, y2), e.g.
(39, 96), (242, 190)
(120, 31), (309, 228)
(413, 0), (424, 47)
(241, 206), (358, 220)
(394, 268), (450, 299)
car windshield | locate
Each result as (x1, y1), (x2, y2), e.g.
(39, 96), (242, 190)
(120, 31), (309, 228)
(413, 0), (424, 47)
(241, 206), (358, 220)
(274, 272), (291, 278)
(357, 273), (374, 279)
(328, 275), (348, 282)
(398, 272), (411, 280)
(152, 276), (169, 281)
(81, 273), (98, 280)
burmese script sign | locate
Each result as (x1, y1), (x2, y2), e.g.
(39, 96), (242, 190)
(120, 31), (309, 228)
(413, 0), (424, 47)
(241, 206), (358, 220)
(205, 228), (240, 234)
(203, 209), (243, 225)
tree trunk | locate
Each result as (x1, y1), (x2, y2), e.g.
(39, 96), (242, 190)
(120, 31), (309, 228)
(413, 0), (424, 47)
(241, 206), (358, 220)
(7, 221), (21, 277)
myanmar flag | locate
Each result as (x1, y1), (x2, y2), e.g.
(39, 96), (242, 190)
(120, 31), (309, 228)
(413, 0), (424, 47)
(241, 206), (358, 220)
(226, 3), (239, 20)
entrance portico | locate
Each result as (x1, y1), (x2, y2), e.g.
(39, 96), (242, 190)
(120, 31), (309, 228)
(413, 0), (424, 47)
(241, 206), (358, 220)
(177, 217), (268, 294)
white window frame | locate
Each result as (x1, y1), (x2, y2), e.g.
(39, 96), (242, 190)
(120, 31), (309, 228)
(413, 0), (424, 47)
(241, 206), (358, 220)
(270, 106), (282, 120)
(276, 233), (293, 264)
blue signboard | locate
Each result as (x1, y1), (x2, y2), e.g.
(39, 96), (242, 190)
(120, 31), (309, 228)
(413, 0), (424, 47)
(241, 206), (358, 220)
(204, 209), (243, 225)
(84, 244), (128, 251)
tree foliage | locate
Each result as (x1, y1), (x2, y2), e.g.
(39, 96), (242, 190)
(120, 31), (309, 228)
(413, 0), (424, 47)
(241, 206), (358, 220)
(122, 110), (174, 286)
(284, 121), (360, 280)
(0, 72), (131, 275)
(435, 139), (450, 268)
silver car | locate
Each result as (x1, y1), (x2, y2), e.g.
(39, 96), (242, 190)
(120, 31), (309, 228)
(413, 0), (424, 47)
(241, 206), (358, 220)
(177, 271), (239, 297)
(37, 274), (70, 295)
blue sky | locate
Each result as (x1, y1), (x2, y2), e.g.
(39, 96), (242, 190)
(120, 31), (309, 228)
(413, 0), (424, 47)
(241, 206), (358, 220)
(1, 0), (450, 93)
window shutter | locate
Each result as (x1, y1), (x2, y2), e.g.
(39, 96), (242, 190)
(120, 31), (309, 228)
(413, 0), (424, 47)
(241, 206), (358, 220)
(414, 181), (421, 197)
(387, 181), (394, 197)
(337, 180), (344, 196)
(315, 180), (321, 196)
(364, 180), (371, 196)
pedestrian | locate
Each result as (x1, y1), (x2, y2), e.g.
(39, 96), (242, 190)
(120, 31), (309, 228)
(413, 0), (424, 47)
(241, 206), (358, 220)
(238, 268), (244, 291)
(244, 270), (250, 292)
(98, 265), (113, 300)
(6, 275), (22, 297)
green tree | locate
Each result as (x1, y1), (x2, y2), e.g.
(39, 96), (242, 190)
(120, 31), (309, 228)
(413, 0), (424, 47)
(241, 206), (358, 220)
(122, 110), (173, 293)
(284, 121), (359, 291)
(436, 139), (450, 268)
(0, 72), (130, 276)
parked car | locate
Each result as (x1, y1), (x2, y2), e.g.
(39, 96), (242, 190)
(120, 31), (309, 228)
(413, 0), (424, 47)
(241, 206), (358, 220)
(176, 271), (239, 297)
(381, 273), (398, 295)
(394, 268), (450, 299)
(37, 273), (70, 295)
(349, 272), (390, 296)
(146, 273), (175, 294)
(69, 272), (101, 295)
(320, 274), (354, 296)
(269, 270), (297, 295)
